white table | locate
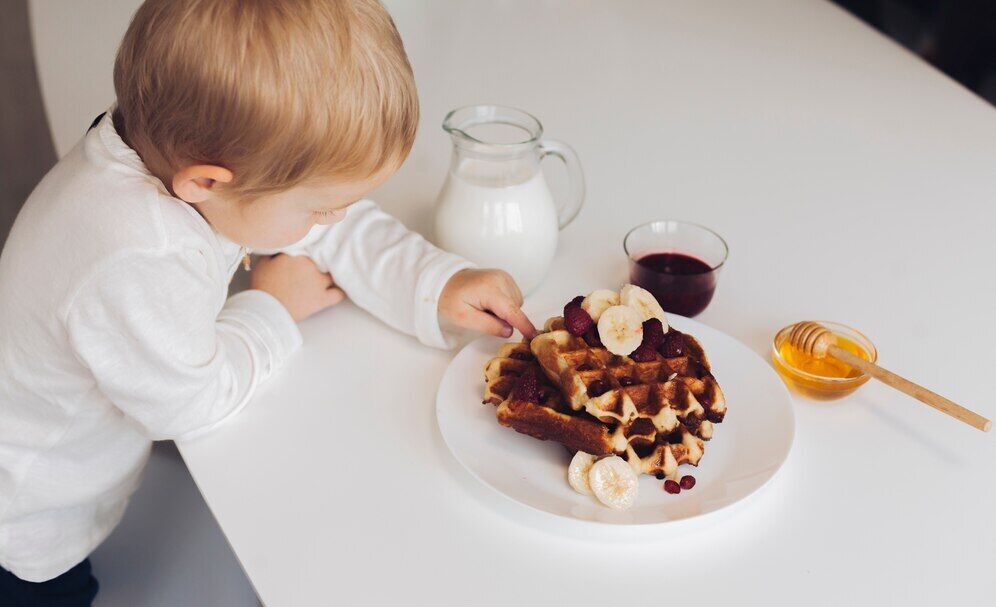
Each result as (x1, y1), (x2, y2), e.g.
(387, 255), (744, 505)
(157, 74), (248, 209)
(178, 2), (996, 605)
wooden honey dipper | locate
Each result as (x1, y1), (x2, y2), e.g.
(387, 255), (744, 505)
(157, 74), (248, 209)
(788, 321), (991, 432)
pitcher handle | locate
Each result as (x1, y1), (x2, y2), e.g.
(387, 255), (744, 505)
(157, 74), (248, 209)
(538, 139), (585, 229)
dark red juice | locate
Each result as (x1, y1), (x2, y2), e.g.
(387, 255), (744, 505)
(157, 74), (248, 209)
(629, 252), (717, 317)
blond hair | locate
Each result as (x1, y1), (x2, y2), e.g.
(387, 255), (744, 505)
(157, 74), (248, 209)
(114, 0), (418, 199)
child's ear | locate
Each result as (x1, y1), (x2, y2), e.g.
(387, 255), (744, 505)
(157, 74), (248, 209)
(172, 165), (234, 204)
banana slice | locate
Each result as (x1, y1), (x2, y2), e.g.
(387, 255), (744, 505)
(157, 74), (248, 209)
(567, 451), (596, 495)
(581, 289), (620, 322)
(620, 284), (669, 329)
(596, 305), (644, 355)
(588, 455), (638, 510)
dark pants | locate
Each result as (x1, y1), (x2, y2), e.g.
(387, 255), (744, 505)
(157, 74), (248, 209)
(0, 559), (98, 607)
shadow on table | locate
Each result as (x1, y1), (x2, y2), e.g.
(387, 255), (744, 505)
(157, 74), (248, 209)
(849, 391), (966, 465)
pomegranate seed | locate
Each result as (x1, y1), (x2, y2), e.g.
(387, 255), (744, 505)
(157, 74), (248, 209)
(680, 475), (696, 490)
(663, 479), (681, 494)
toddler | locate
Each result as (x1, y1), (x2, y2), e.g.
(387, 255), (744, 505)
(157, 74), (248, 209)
(0, 1), (534, 603)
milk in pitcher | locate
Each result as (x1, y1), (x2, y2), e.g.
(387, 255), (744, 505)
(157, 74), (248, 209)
(434, 157), (558, 294)
(433, 105), (585, 296)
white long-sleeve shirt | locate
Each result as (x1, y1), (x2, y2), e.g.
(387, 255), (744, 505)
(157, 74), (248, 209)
(0, 112), (470, 582)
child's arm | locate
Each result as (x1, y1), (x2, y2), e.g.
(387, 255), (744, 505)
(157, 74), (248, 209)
(273, 200), (534, 347)
(63, 249), (328, 441)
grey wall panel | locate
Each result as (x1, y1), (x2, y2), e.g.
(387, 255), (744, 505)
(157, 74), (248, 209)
(0, 0), (57, 248)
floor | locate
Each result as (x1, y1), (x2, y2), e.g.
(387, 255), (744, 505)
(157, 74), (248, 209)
(90, 444), (259, 606)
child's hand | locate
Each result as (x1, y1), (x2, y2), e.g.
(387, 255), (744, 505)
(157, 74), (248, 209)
(251, 254), (345, 321)
(439, 269), (537, 339)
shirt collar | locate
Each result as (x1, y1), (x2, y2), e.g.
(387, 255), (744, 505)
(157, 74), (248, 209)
(91, 105), (163, 186)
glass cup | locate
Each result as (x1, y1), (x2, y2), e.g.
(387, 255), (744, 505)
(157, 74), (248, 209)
(623, 221), (729, 317)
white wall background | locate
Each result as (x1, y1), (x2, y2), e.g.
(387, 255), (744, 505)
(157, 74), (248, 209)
(29, 0), (141, 156)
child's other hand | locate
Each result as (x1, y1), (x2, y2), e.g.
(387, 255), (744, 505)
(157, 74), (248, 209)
(251, 254), (345, 321)
(439, 269), (537, 340)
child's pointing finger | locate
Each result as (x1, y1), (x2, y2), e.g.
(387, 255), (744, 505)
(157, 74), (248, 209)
(438, 268), (537, 341)
(487, 297), (537, 340)
(461, 308), (514, 338)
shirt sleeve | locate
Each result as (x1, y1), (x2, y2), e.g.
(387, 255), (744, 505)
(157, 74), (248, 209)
(267, 200), (473, 349)
(64, 248), (302, 441)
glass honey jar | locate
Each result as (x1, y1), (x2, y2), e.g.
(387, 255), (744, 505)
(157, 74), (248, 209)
(771, 321), (877, 400)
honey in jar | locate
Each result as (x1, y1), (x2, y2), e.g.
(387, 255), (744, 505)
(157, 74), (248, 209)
(771, 323), (876, 400)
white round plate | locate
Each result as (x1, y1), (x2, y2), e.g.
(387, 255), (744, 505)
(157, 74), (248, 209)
(436, 314), (795, 525)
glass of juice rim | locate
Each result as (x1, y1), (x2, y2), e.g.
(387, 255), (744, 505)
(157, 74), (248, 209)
(623, 220), (729, 317)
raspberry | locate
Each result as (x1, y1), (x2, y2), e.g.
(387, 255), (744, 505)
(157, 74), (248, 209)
(680, 475), (696, 490)
(512, 371), (541, 403)
(629, 343), (657, 362)
(563, 297), (594, 336)
(641, 318), (665, 350)
(663, 479), (681, 494)
(582, 328), (603, 348)
(659, 329), (686, 358)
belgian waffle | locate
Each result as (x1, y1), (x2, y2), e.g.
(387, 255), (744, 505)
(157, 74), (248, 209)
(485, 342), (619, 456)
(484, 317), (727, 479)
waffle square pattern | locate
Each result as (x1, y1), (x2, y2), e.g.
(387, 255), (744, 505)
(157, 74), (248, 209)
(485, 316), (726, 480)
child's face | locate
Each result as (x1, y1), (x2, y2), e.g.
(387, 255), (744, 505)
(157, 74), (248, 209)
(198, 167), (396, 249)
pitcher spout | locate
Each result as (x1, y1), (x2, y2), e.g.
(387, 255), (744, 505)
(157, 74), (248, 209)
(442, 105), (543, 157)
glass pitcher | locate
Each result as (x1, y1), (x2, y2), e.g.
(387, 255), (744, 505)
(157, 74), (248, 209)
(433, 105), (584, 295)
